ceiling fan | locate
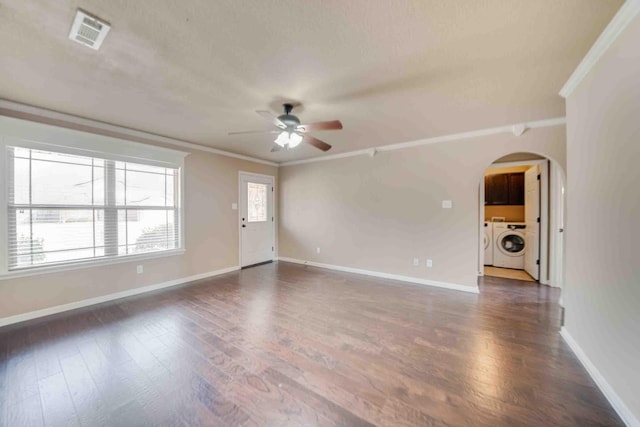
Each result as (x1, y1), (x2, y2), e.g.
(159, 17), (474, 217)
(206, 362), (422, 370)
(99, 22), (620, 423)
(229, 103), (342, 152)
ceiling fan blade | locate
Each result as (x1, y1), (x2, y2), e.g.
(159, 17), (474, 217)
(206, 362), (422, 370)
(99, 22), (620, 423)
(303, 135), (332, 152)
(256, 110), (286, 129)
(270, 144), (282, 152)
(228, 129), (280, 136)
(297, 120), (343, 132)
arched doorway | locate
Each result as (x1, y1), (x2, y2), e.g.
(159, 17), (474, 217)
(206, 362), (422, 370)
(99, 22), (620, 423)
(478, 152), (566, 293)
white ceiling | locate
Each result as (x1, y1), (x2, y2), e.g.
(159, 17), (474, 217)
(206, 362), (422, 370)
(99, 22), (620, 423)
(0, 0), (622, 163)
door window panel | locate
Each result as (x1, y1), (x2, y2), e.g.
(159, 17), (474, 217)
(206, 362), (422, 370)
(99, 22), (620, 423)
(247, 182), (268, 222)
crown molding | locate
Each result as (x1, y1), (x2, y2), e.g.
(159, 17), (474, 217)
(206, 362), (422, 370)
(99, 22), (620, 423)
(560, 0), (640, 99)
(0, 99), (566, 169)
(280, 117), (566, 167)
(0, 99), (279, 167)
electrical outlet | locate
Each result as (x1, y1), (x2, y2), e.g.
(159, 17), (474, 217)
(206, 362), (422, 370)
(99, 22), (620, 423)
(426, 259), (433, 268)
(413, 258), (420, 266)
(136, 265), (144, 274)
(442, 200), (452, 209)
(316, 247), (321, 254)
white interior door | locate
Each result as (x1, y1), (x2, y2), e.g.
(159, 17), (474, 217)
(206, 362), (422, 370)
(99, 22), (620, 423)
(524, 166), (540, 280)
(240, 173), (274, 267)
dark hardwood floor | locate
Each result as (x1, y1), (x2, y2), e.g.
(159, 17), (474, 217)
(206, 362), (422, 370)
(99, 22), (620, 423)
(0, 262), (622, 426)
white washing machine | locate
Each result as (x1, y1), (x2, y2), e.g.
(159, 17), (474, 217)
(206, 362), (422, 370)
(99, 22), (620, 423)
(493, 222), (526, 269)
(483, 222), (493, 265)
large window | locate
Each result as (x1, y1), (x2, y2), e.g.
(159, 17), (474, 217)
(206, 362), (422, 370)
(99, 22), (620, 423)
(6, 146), (182, 271)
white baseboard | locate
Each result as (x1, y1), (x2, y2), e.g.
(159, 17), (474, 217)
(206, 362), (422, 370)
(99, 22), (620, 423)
(560, 327), (639, 427)
(278, 257), (479, 294)
(0, 266), (240, 328)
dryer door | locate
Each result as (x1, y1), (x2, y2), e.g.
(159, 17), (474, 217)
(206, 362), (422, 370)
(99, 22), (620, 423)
(498, 232), (525, 256)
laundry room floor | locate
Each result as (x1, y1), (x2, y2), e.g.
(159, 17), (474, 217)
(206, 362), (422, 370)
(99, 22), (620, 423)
(484, 266), (536, 282)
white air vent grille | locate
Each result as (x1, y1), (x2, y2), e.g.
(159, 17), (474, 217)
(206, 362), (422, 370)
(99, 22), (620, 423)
(68, 10), (110, 50)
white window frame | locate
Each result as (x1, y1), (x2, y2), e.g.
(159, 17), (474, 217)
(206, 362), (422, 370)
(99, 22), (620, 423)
(0, 116), (188, 280)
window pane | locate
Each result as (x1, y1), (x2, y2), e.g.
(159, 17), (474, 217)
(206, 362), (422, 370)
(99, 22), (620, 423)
(117, 209), (127, 252)
(118, 162), (166, 174)
(31, 209), (95, 252)
(38, 248), (97, 265)
(31, 159), (93, 205)
(126, 170), (166, 206)
(93, 210), (105, 248)
(11, 147), (31, 158)
(9, 209), (32, 268)
(93, 165), (105, 205)
(128, 209), (170, 254)
(11, 157), (30, 204)
(167, 210), (177, 250)
(31, 149), (93, 166)
(9, 208), (102, 268)
(116, 168), (125, 205)
(247, 183), (268, 222)
(166, 173), (175, 207)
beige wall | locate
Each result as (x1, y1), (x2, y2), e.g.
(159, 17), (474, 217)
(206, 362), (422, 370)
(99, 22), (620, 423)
(279, 126), (565, 291)
(0, 128), (277, 319)
(484, 206), (524, 222)
(564, 14), (640, 422)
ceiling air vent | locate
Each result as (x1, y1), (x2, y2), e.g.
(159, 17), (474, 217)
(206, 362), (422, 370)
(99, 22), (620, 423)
(68, 10), (110, 50)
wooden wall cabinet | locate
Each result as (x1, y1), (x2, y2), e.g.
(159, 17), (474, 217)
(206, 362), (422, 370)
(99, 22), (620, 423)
(485, 173), (524, 205)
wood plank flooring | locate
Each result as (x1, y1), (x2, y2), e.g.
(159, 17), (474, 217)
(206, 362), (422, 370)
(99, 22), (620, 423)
(0, 261), (623, 426)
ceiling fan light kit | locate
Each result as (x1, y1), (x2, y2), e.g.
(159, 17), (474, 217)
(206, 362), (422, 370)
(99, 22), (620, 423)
(274, 131), (303, 148)
(229, 103), (342, 152)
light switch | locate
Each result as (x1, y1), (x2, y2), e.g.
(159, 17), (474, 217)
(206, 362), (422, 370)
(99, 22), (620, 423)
(232, 203), (238, 210)
(442, 200), (453, 209)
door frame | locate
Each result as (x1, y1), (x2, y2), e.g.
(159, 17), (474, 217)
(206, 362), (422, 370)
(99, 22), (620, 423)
(238, 171), (276, 268)
(478, 159), (550, 284)
(549, 162), (566, 299)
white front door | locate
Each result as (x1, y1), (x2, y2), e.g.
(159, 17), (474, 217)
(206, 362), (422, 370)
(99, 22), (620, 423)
(239, 173), (275, 267)
(524, 166), (540, 280)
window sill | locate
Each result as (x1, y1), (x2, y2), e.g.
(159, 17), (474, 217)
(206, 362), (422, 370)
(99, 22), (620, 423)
(0, 249), (186, 281)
